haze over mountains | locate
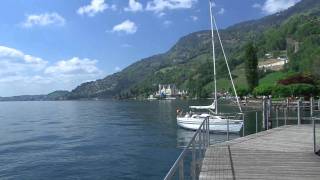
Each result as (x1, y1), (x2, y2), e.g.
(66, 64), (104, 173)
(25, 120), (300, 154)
(1, 0), (319, 101)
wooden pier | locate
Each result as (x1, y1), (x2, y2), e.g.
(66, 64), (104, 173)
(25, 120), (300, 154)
(200, 125), (320, 180)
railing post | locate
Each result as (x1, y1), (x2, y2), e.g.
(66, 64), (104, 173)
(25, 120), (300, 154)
(179, 159), (184, 180)
(276, 107), (279, 127)
(207, 118), (210, 146)
(227, 118), (230, 141)
(268, 96), (272, 129)
(242, 113), (245, 137)
(311, 97), (316, 153)
(298, 98), (301, 125)
(202, 121), (205, 151)
(191, 141), (196, 180)
(262, 96), (266, 130)
(256, 111), (258, 133)
(199, 128), (202, 159)
(284, 108), (287, 125)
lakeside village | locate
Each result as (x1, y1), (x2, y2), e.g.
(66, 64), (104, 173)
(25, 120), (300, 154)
(147, 52), (289, 101)
(147, 84), (188, 100)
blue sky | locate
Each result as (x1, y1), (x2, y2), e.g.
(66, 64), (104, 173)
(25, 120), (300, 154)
(0, 0), (301, 96)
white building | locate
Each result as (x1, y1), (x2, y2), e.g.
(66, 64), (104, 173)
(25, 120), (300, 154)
(155, 84), (187, 97)
(259, 57), (288, 71)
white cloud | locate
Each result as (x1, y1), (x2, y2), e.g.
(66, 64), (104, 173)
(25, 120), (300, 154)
(163, 20), (172, 27)
(22, 13), (65, 28)
(157, 12), (166, 17)
(124, 0), (143, 12)
(114, 66), (121, 72)
(190, 15), (198, 21)
(252, 3), (261, 9)
(45, 57), (101, 75)
(0, 46), (47, 70)
(112, 20), (137, 34)
(0, 45), (104, 96)
(146, 0), (197, 14)
(77, 0), (112, 17)
(259, 0), (301, 14)
(218, 8), (225, 15)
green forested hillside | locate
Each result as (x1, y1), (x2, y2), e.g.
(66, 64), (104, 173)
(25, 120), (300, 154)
(69, 0), (320, 99)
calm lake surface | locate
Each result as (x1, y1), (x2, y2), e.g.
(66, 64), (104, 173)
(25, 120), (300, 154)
(0, 100), (243, 180)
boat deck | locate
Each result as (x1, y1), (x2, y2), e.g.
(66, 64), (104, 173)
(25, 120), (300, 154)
(200, 125), (320, 180)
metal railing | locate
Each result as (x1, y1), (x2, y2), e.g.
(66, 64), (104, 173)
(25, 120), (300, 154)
(164, 118), (210, 180)
(165, 97), (320, 179)
(313, 116), (320, 154)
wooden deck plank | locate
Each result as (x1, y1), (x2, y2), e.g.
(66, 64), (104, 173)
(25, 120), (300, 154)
(200, 125), (320, 180)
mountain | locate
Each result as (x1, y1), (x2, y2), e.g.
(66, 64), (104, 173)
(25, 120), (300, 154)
(69, 0), (320, 99)
(0, 91), (70, 101)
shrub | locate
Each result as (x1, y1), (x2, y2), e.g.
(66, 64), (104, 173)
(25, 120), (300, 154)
(253, 84), (274, 96)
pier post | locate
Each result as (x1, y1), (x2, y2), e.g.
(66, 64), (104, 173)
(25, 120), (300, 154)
(298, 98), (302, 125)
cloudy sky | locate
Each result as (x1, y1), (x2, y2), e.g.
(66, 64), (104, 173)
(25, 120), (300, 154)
(0, 0), (301, 96)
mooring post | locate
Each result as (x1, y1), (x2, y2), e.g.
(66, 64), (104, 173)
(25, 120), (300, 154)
(298, 98), (301, 125)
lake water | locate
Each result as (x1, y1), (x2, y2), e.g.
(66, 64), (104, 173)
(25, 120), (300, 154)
(0, 100), (242, 180)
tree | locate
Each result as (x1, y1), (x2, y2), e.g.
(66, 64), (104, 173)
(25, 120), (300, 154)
(244, 42), (259, 92)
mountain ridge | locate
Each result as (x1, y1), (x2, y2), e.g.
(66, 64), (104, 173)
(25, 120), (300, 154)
(2, 0), (319, 100)
(68, 0), (320, 99)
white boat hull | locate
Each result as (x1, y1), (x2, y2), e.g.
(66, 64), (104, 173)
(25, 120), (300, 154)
(177, 116), (243, 133)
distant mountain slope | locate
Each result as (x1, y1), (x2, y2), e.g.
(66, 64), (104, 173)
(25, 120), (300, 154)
(0, 91), (69, 101)
(69, 0), (320, 99)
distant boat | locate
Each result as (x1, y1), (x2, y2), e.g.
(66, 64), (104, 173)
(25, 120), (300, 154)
(147, 95), (157, 100)
(176, 0), (243, 133)
(165, 96), (176, 100)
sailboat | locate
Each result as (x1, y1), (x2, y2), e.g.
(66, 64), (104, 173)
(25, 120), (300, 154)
(176, 0), (243, 133)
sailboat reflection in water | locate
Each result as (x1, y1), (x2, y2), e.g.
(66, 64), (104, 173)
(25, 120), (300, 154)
(176, 0), (243, 133)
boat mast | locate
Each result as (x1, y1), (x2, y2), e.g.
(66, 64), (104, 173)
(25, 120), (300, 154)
(210, 0), (243, 113)
(209, 0), (218, 114)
